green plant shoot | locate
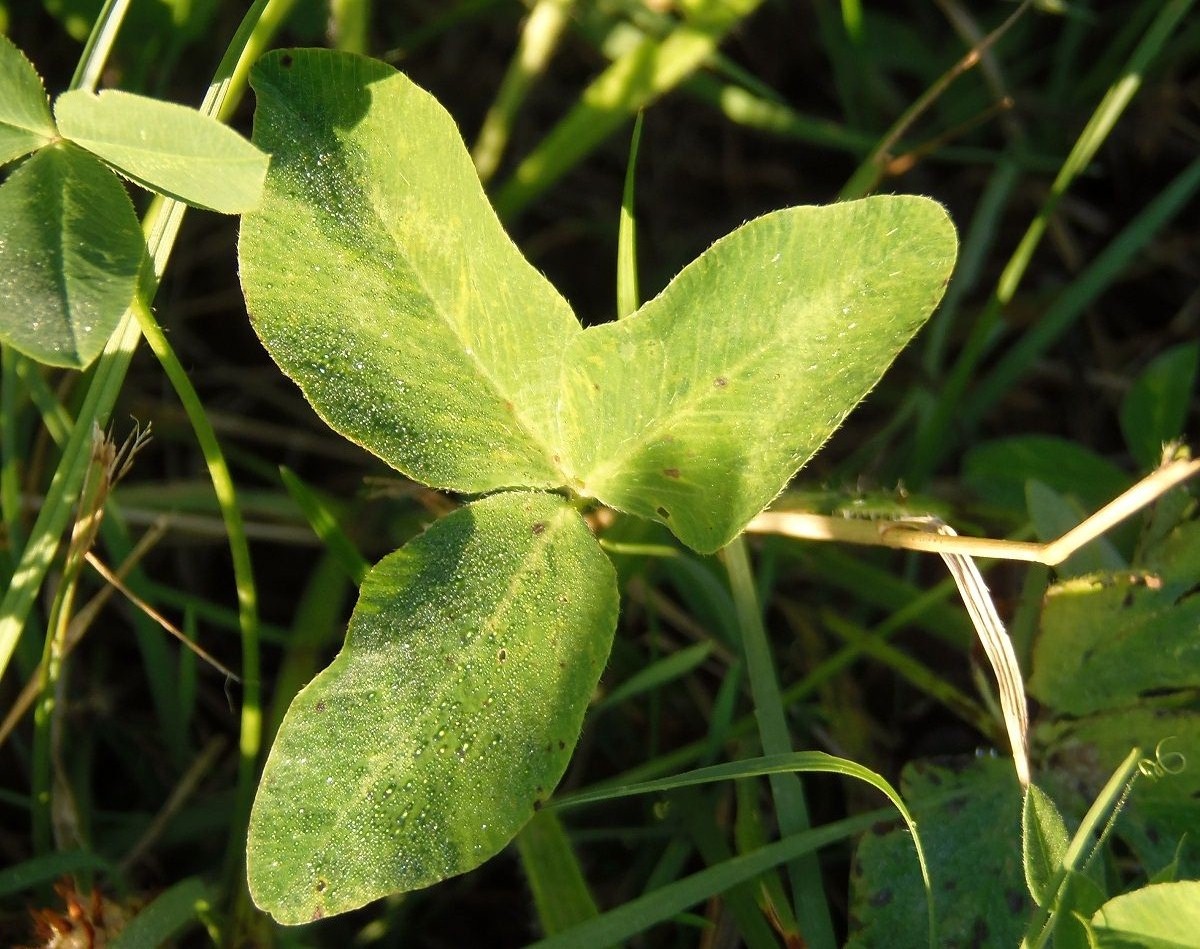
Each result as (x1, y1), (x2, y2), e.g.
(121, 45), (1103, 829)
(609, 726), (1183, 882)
(237, 47), (957, 921)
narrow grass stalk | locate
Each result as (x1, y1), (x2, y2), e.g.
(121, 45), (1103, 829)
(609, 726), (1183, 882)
(129, 294), (261, 890)
(472, 0), (575, 183)
(1, 349), (28, 565)
(963, 156), (1200, 427)
(616, 112), (644, 320)
(838, 0), (1032, 199)
(821, 611), (995, 739)
(921, 159), (1021, 375)
(723, 537), (835, 949)
(329, 0), (370, 54)
(69, 0), (133, 93)
(0, 314), (141, 682)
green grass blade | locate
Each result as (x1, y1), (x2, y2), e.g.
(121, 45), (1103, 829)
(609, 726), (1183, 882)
(821, 611), (994, 738)
(0, 849), (112, 897)
(594, 641), (713, 714)
(70, 0), (134, 93)
(962, 156), (1200, 429)
(264, 553), (353, 743)
(0, 349), (28, 566)
(616, 111), (643, 320)
(515, 810), (600, 937)
(723, 537), (835, 949)
(110, 876), (210, 949)
(329, 0), (370, 54)
(279, 466), (369, 584)
(472, 0), (575, 184)
(0, 313), (141, 681)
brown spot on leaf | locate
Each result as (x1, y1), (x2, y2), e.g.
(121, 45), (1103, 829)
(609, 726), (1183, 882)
(714, 376), (728, 388)
(315, 700), (326, 712)
(315, 879), (327, 892)
(532, 522), (546, 535)
(663, 467), (681, 479)
(281, 53), (294, 68)
(311, 908), (324, 921)
(497, 648), (507, 663)
(656, 506), (670, 519)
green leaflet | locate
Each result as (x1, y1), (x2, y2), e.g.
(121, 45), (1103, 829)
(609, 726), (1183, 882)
(0, 142), (143, 369)
(54, 88), (267, 213)
(0, 34), (56, 166)
(1028, 519), (1200, 716)
(560, 198), (957, 553)
(1119, 342), (1198, 471)
(239, 50), (580, 493)
(1088, 881), (1200, 948)
(846, 757), (1030, 949)
(1023, 783), (1070, 908)
(247, 492), (618, 923)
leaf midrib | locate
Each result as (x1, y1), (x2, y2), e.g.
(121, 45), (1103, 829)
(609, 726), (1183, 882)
(570, 282), (848, 493)
(277, 500), (572, 904)
(373, 194), (570, 483)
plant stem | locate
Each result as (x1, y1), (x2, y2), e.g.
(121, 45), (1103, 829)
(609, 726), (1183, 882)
(1021, 748), (1143, 949)
(723, 536), (835, 949)
(129, 294), (261, 894)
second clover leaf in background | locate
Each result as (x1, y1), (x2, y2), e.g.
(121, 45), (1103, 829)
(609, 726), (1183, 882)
(54, 88), (268, 214)
(0, 34), (56, 165)
(0, 143), (143, 368)
(0, 34), (268, 370)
